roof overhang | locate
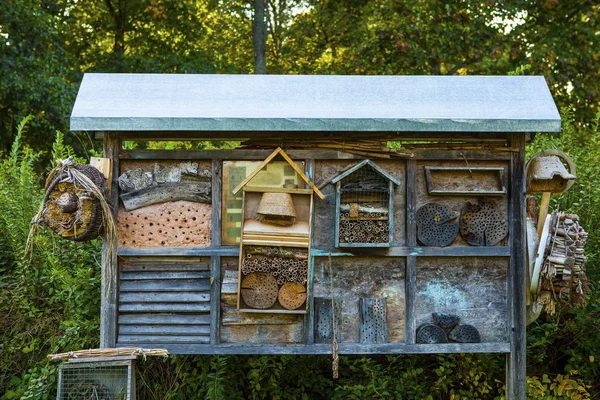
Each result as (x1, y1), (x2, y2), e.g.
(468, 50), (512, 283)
(70, 74), (561, 134)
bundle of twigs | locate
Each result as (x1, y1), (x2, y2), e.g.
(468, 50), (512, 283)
(241, 139), (414, 159)
(537, 211), (589, 314)
(241, 138), (514, 158)
(48, 347), (169, 361)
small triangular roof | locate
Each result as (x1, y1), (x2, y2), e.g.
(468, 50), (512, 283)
(330, 159), (401, 186)
(232, 147), (325, 200)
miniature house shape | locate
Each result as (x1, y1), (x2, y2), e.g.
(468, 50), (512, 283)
(232, 148), (324, 313)
(330, 159), (401, 247)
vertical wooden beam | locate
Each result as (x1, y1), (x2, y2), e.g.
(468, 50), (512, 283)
(405, 256), (417, 344)
(406, 159), (417, 247)
(305, 159), (315, 344)
(405, 159), (418, 344)
(210, 158), (223, 345)
(101, 132), (120, 348)
(507, 134), (527, 399)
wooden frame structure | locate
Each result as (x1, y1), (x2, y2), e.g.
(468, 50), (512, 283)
(71, 74), (561, 400)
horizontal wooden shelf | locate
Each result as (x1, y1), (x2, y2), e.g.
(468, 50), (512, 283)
(243, 186), (313, 195)
(118, 245), (511, 257)
(237, 308), (307, 315)
(116, 342), (511, 355)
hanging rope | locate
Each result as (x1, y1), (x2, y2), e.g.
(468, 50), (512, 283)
(328, 251), (339, 379)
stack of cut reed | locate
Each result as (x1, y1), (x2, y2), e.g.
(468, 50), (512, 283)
(241, 139), (413, 159)
(48, 347), (169, 361)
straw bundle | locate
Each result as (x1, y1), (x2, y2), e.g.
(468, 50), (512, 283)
(48, 347), (169, 361)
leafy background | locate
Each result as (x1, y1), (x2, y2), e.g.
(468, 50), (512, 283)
(1, 1), (599, 399)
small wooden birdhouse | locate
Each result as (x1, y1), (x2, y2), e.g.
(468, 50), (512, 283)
(526, 150), (576, 194)
(232, 148), (324, 313)
(330, 160), (401, 247)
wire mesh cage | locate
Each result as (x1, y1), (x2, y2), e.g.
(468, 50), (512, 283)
(336, 163), (394, 246)
(57, 358), (135, 400)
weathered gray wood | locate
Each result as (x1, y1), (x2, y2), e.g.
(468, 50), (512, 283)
(405, 256), (417, 344)
(314, 297), (342, 343)
(360, 298), (388, 344)
(101, 131), (120, 348)
(411, 149), (512, 161)
(415, 257), (508, 342)
(313, 257), (405, 342)
(118, 246), (239, 257)
(119, 303), (210, 313)
(120, 280), (210, 292)
(310, 245), (510, 258)
(120, 182), (211, 211)
(116, 130), (511, 142)
(406, 159), (417, 247)
(119, 245), (512, 259)
(120, 271), (210, 280)
(114, 342), (511, 355)
(119, 325), (210, 335)
(121, 260), (210, 271)
(118, 335), (209, 344)
(210, 158), (222, 346)
(119, 314), (210, 325)
(507, 133), (527, 400)
(120, 292), (210, 303)
(305, 158), (315, 344)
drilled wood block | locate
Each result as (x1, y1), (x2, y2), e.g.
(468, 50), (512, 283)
(118, 201), (211, 247)
(314, 297), (342, 343)
(360, 298), (388, 344)
(416, 160), (509, 246)
(313, 257), (405, 342)
(415, 257), (508, 342)
(278, 282), (307, 310)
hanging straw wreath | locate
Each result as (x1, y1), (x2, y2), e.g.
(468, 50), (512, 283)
(29, 157), (115, 244)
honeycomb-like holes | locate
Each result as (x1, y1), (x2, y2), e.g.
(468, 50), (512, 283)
(360, 298), (387, 343)
(118, 201), (211, 247)
(459, 199), (508, 246)
(416, 203), (459, 246)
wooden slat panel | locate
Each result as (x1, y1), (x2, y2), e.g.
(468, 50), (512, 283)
(121, 262), (210, 272)
(119, 314), (210, 325)
(118, 335), (210, 344)
(120, 292), (210, 303)
(120, 271), (210, 280)
(119, 303), (210, 313)
(119, 325), (210, 336)
(120, 280), (210, 292)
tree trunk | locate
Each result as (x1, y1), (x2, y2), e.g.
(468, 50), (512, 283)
(253, 0), (267, 74)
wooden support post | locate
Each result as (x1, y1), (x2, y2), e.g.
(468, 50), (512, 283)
(405, 159), (418, 344)
(305, 159), (315, 344)
(507, 134), (527, 399)
(210, 159), (223, 345)
(101, 132), (120, 348)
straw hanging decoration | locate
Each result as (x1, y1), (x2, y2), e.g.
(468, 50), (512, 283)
(27, 157), (117, 290)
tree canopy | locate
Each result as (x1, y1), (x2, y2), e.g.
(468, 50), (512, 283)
(1, 1), (598, 155)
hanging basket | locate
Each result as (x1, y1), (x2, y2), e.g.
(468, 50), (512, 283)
(36, 159), (109, 242)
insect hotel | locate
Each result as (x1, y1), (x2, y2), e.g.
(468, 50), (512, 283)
(69, 74), (561, 399)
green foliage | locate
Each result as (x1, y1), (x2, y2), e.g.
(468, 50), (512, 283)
(0, 117), (101, 399)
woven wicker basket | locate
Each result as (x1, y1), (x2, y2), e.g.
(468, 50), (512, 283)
(256, 192), (296, 226)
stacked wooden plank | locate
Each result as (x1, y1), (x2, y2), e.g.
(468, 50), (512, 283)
(117, 258), (211, 345)
(242, 220), (310, 247)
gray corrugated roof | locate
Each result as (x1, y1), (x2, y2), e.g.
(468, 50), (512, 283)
(70, 73), (561, 133)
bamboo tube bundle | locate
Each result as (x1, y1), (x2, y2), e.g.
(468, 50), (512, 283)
(539, 211), (589, 314)
(339, 220), (389, 243)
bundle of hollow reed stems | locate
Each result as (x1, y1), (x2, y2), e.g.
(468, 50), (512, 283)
(48, 347), (169, 361)
(241, 139), (414, 159)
